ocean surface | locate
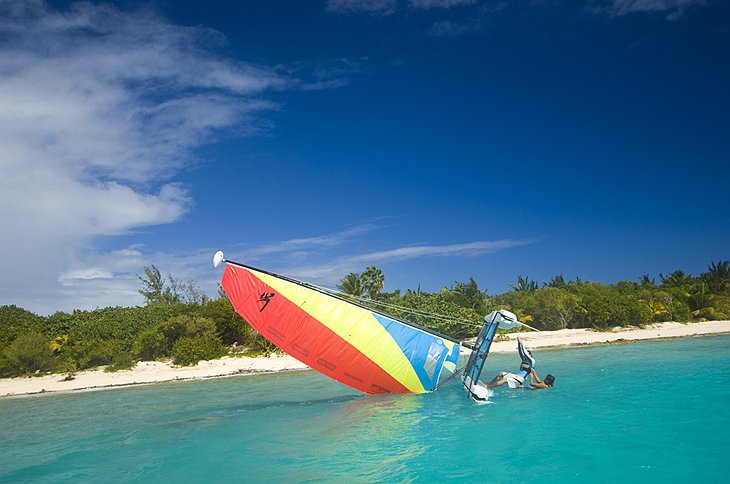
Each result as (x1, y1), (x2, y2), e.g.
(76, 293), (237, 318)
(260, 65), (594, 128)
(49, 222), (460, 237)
(2, 335), (729, 483)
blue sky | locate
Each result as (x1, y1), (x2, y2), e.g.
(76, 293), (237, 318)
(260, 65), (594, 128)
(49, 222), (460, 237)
(1, 0), (728, 315)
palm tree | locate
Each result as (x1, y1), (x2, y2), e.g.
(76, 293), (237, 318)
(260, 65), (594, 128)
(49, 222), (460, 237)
(545, 274), (566, 288)
(450, 277), (488, 313)
(361, 266), (385, 299)
(703, 260), (730, 292)
(659, 270), (694, 288)
(337, 273), (364, 297)
(708, 260), (730, 278)
(639, 274), (655, 287)
(49, 335), (69, 354)
(509, 274), (537, 292)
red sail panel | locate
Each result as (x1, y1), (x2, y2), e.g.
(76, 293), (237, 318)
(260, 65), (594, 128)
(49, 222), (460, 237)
(222, 264), (412, 394)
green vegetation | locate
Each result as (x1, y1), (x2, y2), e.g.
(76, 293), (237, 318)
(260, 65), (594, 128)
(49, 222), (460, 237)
(337, 266), (384, 299)
(0, 267), (260, 378)
(1, 260), (728, 378)
(336, 261), (730, 338)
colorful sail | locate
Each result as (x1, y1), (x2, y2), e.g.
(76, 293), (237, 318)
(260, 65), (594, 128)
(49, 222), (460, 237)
(220, 259), (460, 395)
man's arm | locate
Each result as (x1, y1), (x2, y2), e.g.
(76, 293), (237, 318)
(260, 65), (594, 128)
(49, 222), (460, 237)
(518, 338), (535, 370)
(529, 368), (549, 389)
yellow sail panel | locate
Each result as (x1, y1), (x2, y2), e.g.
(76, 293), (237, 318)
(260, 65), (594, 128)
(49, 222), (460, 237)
(254, 269), (426, 393)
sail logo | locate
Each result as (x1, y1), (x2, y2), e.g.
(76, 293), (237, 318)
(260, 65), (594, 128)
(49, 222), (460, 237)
(257, 292), (275, 312)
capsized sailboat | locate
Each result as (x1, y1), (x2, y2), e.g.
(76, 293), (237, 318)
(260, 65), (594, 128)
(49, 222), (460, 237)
(215, 252), (460, 395)
(214, 251), (531, 398)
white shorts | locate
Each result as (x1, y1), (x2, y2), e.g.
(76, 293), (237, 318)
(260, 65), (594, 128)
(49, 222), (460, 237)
(504, 372), (525, 389)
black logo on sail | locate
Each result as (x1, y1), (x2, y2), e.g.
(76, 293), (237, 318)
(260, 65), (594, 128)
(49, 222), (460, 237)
(257, 292), (275, 312)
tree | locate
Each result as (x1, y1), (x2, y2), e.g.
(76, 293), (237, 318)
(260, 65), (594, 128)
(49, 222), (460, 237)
(545, 275), (567, 289)
(509, 274), (538, 292)
(194, 298), (249, 346)
(702, 260), (730, 293)
(177, 280), (209, 305)
(391, 291), (482, 339)
(133, 315), (223, 362)
(337, 266), (385, 299)
(527, 287), (578, 330)
(138, 265), (180, 304)
(443, 277), (489, 315)
(2, 332), (57, 376)
(172, 335), (226, 366)
(337, 273), (364, 297)
(0, 305), (45, 348)
(217, 283), (228, 299)
(361, 266), (385, 299)
(659, 270), (694, 289)
(639, 275), (655, 287)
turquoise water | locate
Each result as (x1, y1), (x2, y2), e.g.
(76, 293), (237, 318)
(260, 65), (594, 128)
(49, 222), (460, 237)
(2, 335), (729, 483)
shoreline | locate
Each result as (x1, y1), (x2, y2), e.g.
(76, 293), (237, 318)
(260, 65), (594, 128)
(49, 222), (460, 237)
(2, 320), (729, 398)
(486, 320), (730, 352)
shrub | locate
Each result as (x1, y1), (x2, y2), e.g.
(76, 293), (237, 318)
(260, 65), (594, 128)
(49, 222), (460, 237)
(105, 351), (136, 372)
(68, 304), (187, 352)
(194, 298), (249, 345)
(172, 335), (226, 366)
(2, 332), (57, 376)
(692, 307), (729, 321)
(0, 305), (45, 349)
(133, 315), (222, 361)
(525, 287), (578, 329)
(134, 328), (170, 361)
(71, 339), (119, 370)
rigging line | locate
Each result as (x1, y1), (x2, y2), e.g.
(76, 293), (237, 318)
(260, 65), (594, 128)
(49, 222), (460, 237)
(304, 282), (469, 322)
(354, 298), (481, 325)
(355, 300), (481, 327)
(309, 284), (483, 328)
(430, 364), (467, 391)
(311, 282), (542, 335)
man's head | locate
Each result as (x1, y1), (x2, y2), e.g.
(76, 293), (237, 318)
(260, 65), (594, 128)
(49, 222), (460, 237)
(544, 374), (555, 387)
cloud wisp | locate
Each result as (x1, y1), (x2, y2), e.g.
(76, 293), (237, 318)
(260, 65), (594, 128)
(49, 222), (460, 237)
(327, 0), (707, 25)
(327, 0), (476, 15)
(235, 224), (380, 260)
(282, 238), (536, 286)
(592, 0), (705, 19)
(326, 0), (399, 15)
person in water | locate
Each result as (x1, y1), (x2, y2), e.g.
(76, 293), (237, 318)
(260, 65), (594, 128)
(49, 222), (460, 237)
(528, 368), (555, 389)
(486, 338), (554, 389)
(486, 370), (526, 388)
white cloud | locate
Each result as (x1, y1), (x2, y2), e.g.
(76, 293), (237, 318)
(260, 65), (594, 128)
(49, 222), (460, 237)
(428, 18), (482, 36)
(238, 224), (379, 260)
(282, 239), (536, 285)
(0, 1), (287, 314)
(591, 0), (704, 19)
(56, 245), (219, 312)
(326, 0), (399, 15)
(409, 0), (476, 9)
(326, 0), (705, 22)
(327, 0), (477, 14)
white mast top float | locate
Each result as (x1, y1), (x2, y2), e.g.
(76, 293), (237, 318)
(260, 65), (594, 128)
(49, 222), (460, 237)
(213, 250), (225, 268)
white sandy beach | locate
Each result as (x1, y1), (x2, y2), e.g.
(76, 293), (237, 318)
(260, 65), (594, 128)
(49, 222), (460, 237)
(2, 320), (729, 397)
